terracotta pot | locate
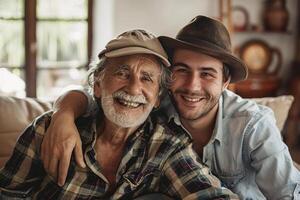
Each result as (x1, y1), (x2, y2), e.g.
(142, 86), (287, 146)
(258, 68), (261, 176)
(234, 74), (281, 98)
(263, 0), (289, 32)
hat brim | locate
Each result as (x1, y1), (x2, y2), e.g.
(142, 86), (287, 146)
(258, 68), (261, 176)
(101, 47), (170, 67)
(158, 36), (248, 83)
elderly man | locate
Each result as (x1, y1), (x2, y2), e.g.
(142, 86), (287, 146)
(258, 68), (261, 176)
(0, 30), (237, 199)
(40, 16), (300, 199)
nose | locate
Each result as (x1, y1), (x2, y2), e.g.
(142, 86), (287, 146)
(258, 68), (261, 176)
(126, 75), (142, 95)
(184, 73), (201, 92)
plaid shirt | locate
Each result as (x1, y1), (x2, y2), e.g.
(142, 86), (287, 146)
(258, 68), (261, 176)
(0, 111), (238, 200)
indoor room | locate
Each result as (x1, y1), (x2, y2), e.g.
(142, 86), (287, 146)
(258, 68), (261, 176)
(0, 0), (300, 199)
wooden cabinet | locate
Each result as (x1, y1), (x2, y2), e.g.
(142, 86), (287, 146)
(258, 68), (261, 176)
(233, 74), (280, 98)
(221, 0), (300, 161)
(219, 0), (298, 98)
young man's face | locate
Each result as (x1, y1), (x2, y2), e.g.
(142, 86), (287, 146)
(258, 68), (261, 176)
(94, 54), (161, 128)
(170, 49), (229, 121)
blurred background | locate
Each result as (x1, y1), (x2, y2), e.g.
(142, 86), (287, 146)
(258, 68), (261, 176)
(1, 0), (298, 99)
(0, 0), (300, 158)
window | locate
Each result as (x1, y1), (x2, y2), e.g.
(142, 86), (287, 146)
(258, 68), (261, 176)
(0, 0), (93, 100)
(0, 0), (25, 97)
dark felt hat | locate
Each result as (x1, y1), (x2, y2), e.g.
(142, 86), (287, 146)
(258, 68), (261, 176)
(159, 15), (248, 82)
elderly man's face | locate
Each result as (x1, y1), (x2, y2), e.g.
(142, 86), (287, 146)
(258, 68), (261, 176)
(94, 54), (161, 128)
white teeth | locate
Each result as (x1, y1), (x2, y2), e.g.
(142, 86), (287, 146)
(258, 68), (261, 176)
(182, 96), (201, 102)
(118, 99), (140, 108)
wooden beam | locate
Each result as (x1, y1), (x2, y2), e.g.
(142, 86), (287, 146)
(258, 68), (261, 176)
(87, 0), (94, 69)
(24, 0), (37, 97)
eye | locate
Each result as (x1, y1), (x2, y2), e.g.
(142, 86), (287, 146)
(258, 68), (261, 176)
(141, 74), (153, 82)
(200, 72), (214, 79)
(173, 66), (188, 74)
(114, 69), (130, 79)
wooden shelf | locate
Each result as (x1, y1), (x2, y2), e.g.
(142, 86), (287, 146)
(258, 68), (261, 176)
(233, 29), (292, 34)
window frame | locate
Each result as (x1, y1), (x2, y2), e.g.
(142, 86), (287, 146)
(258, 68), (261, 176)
(2, 0), (93, 97)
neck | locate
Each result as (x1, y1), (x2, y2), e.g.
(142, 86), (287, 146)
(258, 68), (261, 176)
(94, 119), (139, 191)
(98, 118), (139, 146)
(181, 103), (219, 151)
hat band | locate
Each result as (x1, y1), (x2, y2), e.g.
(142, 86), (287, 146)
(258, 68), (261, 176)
(177, 35), (232, 53)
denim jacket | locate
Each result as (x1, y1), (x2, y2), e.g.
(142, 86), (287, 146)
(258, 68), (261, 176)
(169, 90), (300, 199)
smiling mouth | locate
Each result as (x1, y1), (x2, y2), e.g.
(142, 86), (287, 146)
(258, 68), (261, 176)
(116, 98), (143, 108)
(181, 95), (205, 103)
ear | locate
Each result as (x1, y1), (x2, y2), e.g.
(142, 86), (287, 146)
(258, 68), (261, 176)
(154, 97), (160, 108)
(94, 80), (102, 98)
(222, 76), (231, 91)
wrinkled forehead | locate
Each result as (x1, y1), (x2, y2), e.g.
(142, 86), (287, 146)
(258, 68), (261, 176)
(105, 54), (162, 73)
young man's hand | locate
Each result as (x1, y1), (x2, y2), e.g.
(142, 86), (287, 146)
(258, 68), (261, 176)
(41, 110), (86, 186)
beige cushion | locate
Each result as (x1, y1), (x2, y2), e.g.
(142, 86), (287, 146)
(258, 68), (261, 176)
(0, 96), (51, 168)
(249, 95), (294, 131)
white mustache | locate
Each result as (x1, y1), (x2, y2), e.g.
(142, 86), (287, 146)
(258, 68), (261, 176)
(112, 91), (148, 104)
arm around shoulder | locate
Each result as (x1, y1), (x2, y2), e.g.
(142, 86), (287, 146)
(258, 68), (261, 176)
(53, 90), (90, 119)
(40, 90), (89, 186)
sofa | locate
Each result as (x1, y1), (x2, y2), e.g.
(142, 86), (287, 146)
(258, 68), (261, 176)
(0, 95), (297, 169)
(0, 96), (52, 167)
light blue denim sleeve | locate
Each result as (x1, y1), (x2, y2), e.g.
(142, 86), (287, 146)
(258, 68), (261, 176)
(246, 112), (300, 199)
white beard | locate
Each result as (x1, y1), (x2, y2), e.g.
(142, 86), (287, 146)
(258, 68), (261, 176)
(101, 90), (153, 128)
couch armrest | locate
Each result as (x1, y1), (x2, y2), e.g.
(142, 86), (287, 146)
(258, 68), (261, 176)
(0, 96), (52, 168)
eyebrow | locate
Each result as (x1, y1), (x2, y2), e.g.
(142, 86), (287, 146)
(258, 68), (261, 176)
(172, 62), (218, 74)
(200, 67), (218, 74)
(172, 62), (189, 69)
(114, 64), (129, 71)
(114, 65), (156, 78)
(141, 70), (154, 78)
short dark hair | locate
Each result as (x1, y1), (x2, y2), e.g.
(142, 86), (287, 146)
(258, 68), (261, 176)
(223, 64), (231, 82)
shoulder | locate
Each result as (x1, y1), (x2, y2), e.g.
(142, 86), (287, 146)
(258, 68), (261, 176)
(146, 117), (193, 160)
(222, 90), (274, 122)
(218, 90), (281, 147)
(149, 120), (205, 173)
(150, 120), (190, 145)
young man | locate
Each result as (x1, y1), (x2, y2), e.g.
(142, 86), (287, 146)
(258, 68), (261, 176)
(41, 16), (300, 199)
(0, 30), (237, 199)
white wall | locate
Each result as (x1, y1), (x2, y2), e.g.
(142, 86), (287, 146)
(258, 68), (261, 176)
(92, 0), (115, 60)
(113, 0), (219, 36)
(92, 0), (298, 85)
(92, 0), (220, 58)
